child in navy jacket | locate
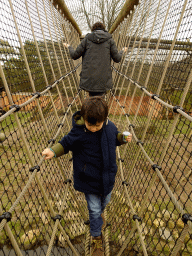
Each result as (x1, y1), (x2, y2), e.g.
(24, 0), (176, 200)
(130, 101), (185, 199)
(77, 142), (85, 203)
(42, 96), (132, 255)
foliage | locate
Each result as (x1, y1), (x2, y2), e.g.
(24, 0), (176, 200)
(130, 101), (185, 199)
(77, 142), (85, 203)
(0, 39), (64, 93)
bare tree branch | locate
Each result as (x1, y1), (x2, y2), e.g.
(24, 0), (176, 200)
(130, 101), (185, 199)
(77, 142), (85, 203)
(67, 0), (127, 33)
(81, 0), (92, 30)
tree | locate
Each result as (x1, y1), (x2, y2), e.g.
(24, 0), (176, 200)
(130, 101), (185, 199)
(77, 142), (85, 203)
(2, 40), (55, 93)
(0, 39), (15, 59)
(65, 0), (125, 33)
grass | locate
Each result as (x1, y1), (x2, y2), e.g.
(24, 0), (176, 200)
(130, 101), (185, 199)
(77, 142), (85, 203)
(153, 118), (192, 137)
(1, 112), (32, 132)
(108, 113), (191, 138)
(149, 200), (179, 216)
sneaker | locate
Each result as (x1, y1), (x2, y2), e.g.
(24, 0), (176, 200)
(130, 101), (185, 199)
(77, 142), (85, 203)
(90, 235), (104, 256)
(101, 213), (106, 230)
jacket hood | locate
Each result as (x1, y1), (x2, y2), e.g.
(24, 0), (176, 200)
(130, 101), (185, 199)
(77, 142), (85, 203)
(86, 30), (112, 44)
(72, 111), (84, 127)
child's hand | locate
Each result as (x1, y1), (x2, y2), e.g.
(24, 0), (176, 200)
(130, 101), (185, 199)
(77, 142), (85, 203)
(42, 148), (54, 159)
(126, 133), (132, 142)
(122, 47), (128, 53)
(63, 43), (69, 48)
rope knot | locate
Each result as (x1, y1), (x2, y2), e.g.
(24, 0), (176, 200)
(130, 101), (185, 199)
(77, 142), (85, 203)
(84, 220), (90, 225)
(133, 215), (142, 222)
(122, 181), (129, 186)
(151, 94), (159, 100)
(182, 213), (192, 224)
(51, 214), (62, 222)
(0, 212), (12, 223)
(9, 104), (20, 112)
(64, 179), (72, 184)
(29, 165), (40, 172)
(137, 140), (144, 145)
(32, 92), (41, 98)
(46, 85), (52, 89)
(152, 164), (162, 171)
(48, 139), (55, 144)
(173, 105), (184, 113)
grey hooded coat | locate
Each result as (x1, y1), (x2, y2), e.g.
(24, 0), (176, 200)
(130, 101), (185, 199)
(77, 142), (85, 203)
(68, 29), (123, 92)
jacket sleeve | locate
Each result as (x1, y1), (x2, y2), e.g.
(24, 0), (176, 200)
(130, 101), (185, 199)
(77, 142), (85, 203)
(50, 143), (65, 157)
(117, 132), (127, 146)
(51, 127), (80, 157)
(68, 38), (87, 60)
(110, 39), (123, 63)
(59, 127), (80, 153)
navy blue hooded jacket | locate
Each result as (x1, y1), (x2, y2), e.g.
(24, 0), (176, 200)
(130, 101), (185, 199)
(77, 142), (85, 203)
(51, 111), (126, 196)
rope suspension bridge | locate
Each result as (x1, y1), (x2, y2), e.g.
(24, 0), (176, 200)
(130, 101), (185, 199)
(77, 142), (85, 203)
(0, 0), (192, 255)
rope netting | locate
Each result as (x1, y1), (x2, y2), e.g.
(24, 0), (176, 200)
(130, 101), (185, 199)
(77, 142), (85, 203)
(0, 0), (191, 256)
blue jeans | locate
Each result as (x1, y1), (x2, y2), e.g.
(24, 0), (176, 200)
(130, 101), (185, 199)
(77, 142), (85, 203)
(85, 192), (112, 237)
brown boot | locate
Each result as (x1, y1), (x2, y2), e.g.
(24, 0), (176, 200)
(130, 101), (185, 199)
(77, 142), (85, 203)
(90, 235), (104, 256)
(101, 213), (106, 230)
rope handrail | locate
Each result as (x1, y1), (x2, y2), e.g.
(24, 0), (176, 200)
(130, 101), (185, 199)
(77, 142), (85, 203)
(52, 0), (82, 36)
(109, 90), (191, 228)
(111, 66), (192, 122)
(0, 63), (81, 123)
(0, 90), (81, 234)
(109, 0), (139, 34)
(0, 88), (83, 256)
(1, 0), (192, 255)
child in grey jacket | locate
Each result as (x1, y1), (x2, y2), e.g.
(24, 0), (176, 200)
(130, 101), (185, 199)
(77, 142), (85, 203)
(63, 21), (127, 96)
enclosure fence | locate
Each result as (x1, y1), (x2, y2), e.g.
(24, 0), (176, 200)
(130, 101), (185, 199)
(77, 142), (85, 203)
(0, 0), (192, 256)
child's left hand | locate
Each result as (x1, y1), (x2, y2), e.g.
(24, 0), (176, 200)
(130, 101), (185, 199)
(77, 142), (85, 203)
(122, 47), (128, 53)
(63, 43), (69, 48)
(126, 133), (132, 142)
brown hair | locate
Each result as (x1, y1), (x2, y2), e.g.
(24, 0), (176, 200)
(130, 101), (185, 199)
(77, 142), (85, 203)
(81, 96), (108, 124)
(91, 22), (105, 32)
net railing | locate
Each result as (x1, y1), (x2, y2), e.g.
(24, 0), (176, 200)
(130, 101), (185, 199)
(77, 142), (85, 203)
(0, 0), (192, 256)
(108, 0), (192, 255)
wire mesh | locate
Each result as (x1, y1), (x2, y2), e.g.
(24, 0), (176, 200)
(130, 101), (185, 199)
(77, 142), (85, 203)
(109, 0), (192, 255)
(0, 0), (192, 256)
